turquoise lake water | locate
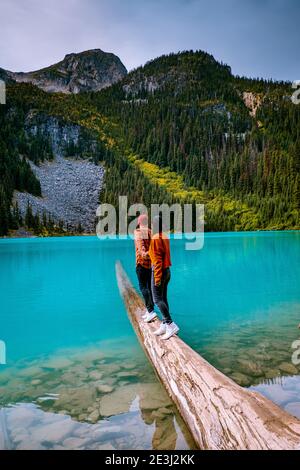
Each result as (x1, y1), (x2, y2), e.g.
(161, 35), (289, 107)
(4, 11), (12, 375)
(0, 232), (300, 450)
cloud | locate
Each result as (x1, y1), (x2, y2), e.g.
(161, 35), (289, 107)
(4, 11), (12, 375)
(0, 0), (299, 80)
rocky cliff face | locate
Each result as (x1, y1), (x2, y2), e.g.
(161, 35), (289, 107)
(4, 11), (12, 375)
(242, 91), (263, 117)
(14, 115), (104, 232)
(5, 49), (127, 94)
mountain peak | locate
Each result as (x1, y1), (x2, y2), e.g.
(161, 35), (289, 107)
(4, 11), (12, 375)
(5, 49), (127, 94)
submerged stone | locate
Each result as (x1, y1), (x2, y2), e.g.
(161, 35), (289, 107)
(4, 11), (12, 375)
(236, 359), (264, 378)
(139, 383), (172, 410)
(230, 372), (251, 387)
(18, 366), (44, 378)
(99, 384), (137, 417)
(117, 371), (139, 378)
(43, 357), (73, 369)
(31, 379), (42, 386)
(101, 364), (121, 375)
(264, 369), (280, 380)
(96, 384), (114, 394)
(53, 386), (97, 414)
(278, 362), (298, 375)
(122, 363), (137, 370)
(89, 371), (103, 381)
(87, 409), (100, 423)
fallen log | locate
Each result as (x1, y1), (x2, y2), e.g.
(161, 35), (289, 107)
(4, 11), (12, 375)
(116, 261), (300, 450)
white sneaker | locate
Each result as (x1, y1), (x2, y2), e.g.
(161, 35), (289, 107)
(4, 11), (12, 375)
(153, 323), (167, 336)
(142, 310), (153, 319)
(161, 322), (179, 340)
(143, 311), (157, 323)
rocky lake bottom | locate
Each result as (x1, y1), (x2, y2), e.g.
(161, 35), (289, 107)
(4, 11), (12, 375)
(1, 322), (300, 450)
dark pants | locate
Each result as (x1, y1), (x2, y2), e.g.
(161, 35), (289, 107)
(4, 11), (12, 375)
(151, 268), (172, 324)
(136, 264), (154, 313)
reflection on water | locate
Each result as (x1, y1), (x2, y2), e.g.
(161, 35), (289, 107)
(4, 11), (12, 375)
(250, 375), (300, 420)
(0, 341), (196, 450)
(0, 401), (191, 450)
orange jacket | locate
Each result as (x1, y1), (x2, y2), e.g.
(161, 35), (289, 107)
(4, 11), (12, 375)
(149, 232), (171, 286)
(134, 227), (152, 269)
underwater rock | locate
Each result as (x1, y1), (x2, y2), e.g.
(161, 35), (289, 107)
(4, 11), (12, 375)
(122, 363), (137, 370)
(117, 371), (139, 378)
(0, 371), (11, 384)
(151, 407), (174, 420)
(18, 366), (44, 378)
(99, 381), (171, 417)
(250, 352), (272, 362)
(60, 371), (81, 386)
(102, 376), (119, 386)
(31, 379), (42, 386)
(78, 413), (88, 422)
(230, 372), (251, 387)
(99, 384), (138, 417)
(236, 359), (264, 378)
(96, 384), (114, 394)
(264, 369), (281, 380)
(53, 386), (97, 414)
(278, 362), (298, 375)
(89, 371), (103, 381)
(43, 357), (73, 369)
(87, 410), (100, 423)
(152, 416), (177, 450)
(78, 349), (106, 363)
(139, 384), (172, 411)
(101, 364), (121, 375)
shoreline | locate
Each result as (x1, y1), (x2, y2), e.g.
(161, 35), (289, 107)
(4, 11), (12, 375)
(1, 227), (300, 241)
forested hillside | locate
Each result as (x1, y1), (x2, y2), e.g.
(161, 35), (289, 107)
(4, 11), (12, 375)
(0, 50), (299, 235)
(87, 51), (300, 231)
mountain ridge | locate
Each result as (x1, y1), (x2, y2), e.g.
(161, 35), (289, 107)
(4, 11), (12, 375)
(2, 49), (127, 94)
(0, 49), (299, 236)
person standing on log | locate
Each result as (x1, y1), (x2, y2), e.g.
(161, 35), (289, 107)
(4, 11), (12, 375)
(134, 214), (156, 322)
(147, 215), (179, 340)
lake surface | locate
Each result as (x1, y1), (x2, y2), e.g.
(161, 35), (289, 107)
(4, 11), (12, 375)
(0, 232), (299, 449)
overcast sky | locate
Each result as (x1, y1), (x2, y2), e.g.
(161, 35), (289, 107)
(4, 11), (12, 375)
(1, 0), (299, 80)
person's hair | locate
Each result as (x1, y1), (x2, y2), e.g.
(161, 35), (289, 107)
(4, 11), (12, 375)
(138, 213), (148, 228)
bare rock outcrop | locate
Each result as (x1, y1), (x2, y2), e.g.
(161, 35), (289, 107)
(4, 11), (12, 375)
(5, 49), (127, 94)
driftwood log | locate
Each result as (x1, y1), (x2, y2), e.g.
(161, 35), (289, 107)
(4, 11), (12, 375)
(116, 261), (300, 450)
